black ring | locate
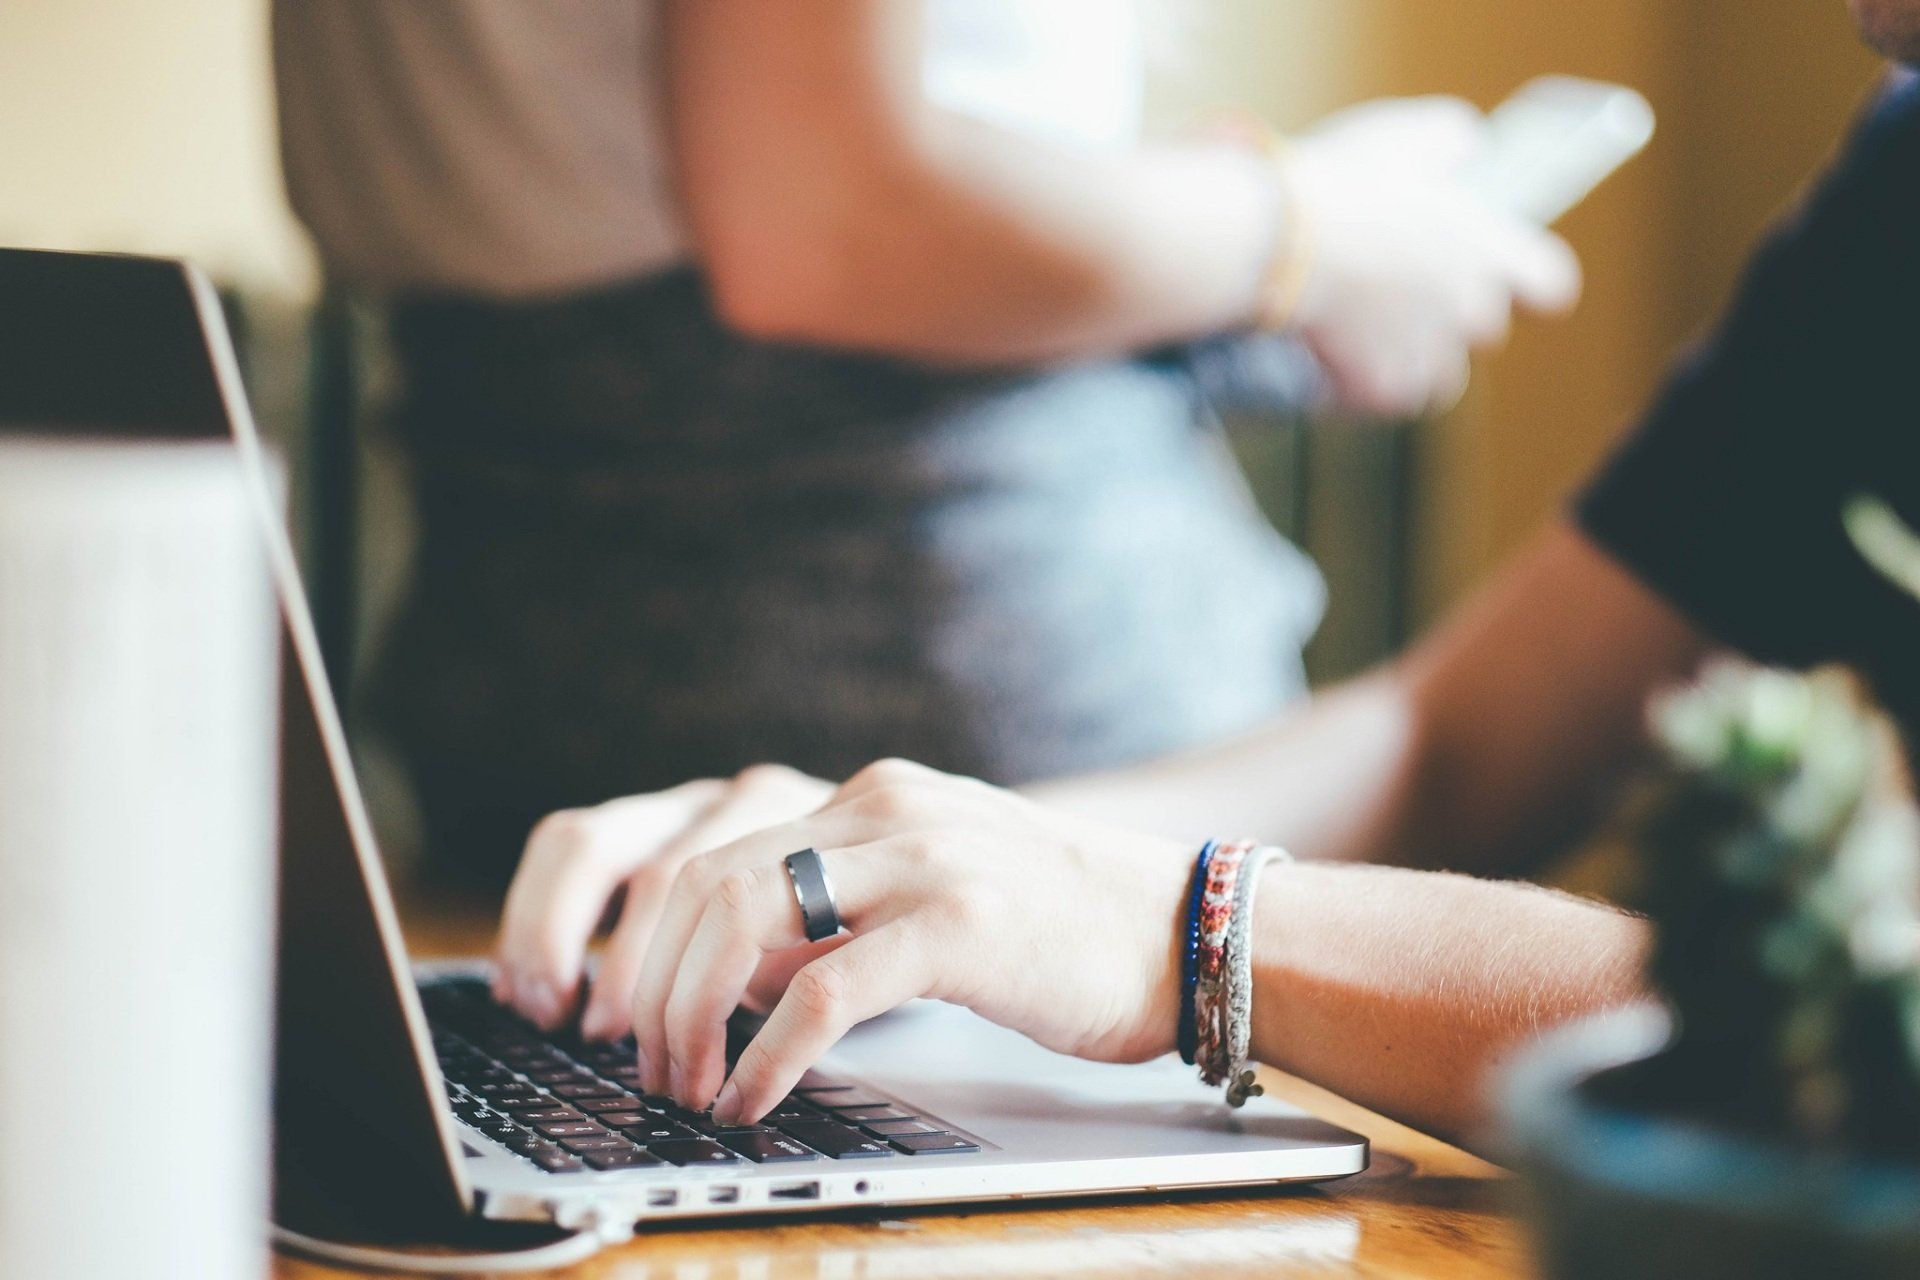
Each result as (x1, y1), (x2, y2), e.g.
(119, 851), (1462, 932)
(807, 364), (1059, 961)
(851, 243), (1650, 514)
(783, 848), (843, 943)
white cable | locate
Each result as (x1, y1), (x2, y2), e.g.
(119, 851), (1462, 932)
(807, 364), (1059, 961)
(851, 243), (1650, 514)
(270, 1222), (608, 1274)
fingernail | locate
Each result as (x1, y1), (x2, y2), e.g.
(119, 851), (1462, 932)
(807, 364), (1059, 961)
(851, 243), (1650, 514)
(668, 1058), (686, 1105)
(712, 1079), (741, 1125)
(522, 978), (560, 1029)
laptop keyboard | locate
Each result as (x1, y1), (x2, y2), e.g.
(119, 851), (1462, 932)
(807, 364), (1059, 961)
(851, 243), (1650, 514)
(420, 976), (982, 1175)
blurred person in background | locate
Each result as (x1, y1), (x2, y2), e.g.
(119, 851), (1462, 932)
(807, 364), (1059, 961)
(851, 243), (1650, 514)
(273, 0), (1579, 891)
(488, 20), (1920, 1130)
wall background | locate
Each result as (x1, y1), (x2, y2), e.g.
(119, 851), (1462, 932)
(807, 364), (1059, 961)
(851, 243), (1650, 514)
(0, 0), (1886, 631)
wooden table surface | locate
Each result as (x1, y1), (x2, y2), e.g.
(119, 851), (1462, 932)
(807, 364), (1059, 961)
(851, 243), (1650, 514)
(275, 903), (1532, 1280)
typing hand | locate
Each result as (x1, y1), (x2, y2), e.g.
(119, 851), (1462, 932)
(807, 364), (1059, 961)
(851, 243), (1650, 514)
(1286, 96), (1582, 418)
(493, 764), (833, 1039)
(619, 758), (1191, 1126)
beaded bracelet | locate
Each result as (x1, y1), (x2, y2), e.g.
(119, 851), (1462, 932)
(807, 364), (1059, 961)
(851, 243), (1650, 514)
(1176, 839), (1220, 1066)
(1186, 839), (1292, 1103)
(1195, 839), (1255, 1086)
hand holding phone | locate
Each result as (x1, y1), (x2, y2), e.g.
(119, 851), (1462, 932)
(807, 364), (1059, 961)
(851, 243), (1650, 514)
(1464, 76), (1656, 226)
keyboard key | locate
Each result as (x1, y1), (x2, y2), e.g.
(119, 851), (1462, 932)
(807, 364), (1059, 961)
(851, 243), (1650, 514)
(494, 1045), (555, 1064)
(863, 1118), (944, 1138)
(795, 1070), (844, 1090)
(649, 1139), (742, 1167)
(816, 1096), (888, 1111)
(833, 1105), (912, 1124)
(479, 1092), (546, 1110)
(533, 1120), (606, 1139)
(595, 1111), (651, 1128)
(723, 1132), (818, 1163)
(557, 1134), (634, 1155)
(529, 1148), (584, 1173)
(621, 1120), (700, 1144)
(573, 1095), (642, 1113)
(889, 1132), (980, 1155)
(455, 1067), (515, 1087)
(473, 1081), (540, 1097)
(795, 1085), (855, 1098)
(553, 1082), (621, 1100)
(473, 1121), (523, 1142)
(528, 1066), (600, 1084)
(513, 1106), (585, 1124)
(780, 1123), (894, 1159)
(585, 1148), (664, 1171)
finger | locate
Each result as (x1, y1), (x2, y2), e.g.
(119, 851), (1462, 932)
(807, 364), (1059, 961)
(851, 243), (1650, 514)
(1456, 281), (1513, 347)
(1426, 345), (1473, 417)
(713, 923), (938, 1126)
(1383, 95), (1484, 173)
(579, 772), (825, 1039)
(742, 936), (846, 1013)
(628, 810), (879, 1093)
(660, 858), (863, 1109)
(1503, 227), (1582, 315)
(494, 781), (722, 1029)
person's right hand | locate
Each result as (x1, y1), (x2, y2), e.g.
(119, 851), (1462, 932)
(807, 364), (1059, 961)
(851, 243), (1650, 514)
(492, 764), (834, 1040)
(1284, 95), (1583, 418)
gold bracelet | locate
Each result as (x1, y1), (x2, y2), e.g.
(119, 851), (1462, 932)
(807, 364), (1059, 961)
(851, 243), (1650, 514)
(1251, 133), (1315, 332)
(1194, 108), (1316, 332)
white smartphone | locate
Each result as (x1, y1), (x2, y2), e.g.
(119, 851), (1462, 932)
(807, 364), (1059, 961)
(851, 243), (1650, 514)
(1465, 75), (1657, 226)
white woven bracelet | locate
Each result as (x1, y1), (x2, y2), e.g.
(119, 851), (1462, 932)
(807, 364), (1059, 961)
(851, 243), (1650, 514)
(1223, 845), (1290, 1107)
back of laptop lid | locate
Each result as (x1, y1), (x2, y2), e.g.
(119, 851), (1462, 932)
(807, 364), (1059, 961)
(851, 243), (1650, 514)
(0, 248), (472, 1224)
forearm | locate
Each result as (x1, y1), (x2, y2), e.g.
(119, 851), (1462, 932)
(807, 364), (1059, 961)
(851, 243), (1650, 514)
(710, 117), (1280, 364)
(667, 0), (1278, 365)
(1249, 860), (1649, 1148)
(1025, 673), (1424, 860)
(1028, 525), (1713, 875)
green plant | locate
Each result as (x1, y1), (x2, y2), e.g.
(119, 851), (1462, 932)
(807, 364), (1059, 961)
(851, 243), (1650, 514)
(1626, 496), (1920, 1159)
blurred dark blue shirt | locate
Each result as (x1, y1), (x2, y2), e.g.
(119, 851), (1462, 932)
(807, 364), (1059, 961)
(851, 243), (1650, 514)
(1578, 71), (1920, 728)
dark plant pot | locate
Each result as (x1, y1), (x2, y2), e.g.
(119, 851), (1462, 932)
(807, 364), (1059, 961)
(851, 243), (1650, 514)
(1500, 1008), (1920, 1280)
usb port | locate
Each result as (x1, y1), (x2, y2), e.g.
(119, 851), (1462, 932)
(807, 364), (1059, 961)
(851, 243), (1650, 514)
(646, 1189), (679, 1208)
(769, 1181), (821, 1201)
(707, 1185), (740, 1204)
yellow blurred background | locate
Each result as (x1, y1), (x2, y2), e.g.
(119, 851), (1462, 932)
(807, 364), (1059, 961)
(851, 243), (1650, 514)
(0, 0), (1883, 632)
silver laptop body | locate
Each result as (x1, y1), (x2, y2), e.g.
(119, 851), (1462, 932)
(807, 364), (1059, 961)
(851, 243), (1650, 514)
(0, 248), (1365, 1238)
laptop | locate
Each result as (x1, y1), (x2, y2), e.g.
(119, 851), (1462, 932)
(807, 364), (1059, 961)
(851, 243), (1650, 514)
(0, 247), (1366, 1253)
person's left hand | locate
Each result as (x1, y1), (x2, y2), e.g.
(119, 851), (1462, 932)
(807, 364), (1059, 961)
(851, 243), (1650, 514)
(623, 758), (1194, 1126)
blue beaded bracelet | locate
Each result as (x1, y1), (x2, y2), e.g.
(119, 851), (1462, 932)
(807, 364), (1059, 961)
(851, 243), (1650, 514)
(1177, 839), (1219, 1066)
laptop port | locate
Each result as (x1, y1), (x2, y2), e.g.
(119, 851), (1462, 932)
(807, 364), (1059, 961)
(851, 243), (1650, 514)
(707, 1185), (740, 1204)
(646, 1189), (679, 1208)
(769, 1181), (821, 1201)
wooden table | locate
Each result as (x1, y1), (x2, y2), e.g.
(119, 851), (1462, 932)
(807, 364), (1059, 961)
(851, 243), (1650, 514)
(276, 904), (1531, 1280)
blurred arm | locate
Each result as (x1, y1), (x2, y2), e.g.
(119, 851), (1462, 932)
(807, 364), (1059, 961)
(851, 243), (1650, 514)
(1029, 522), (1713, 876)
(663, 0), (1279, 364)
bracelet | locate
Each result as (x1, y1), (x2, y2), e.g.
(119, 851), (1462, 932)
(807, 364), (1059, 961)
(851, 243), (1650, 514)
(1220, 113), (1314, 332)
(1186, 839), (1291, 1102)
(1251, 138), (1315, 332)
(1192, 108), (1315, 332)
(1176, 839), (1219, 1066)
(1224, 846), (1290, 1107)
(1195, 838), (1254, 1086)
